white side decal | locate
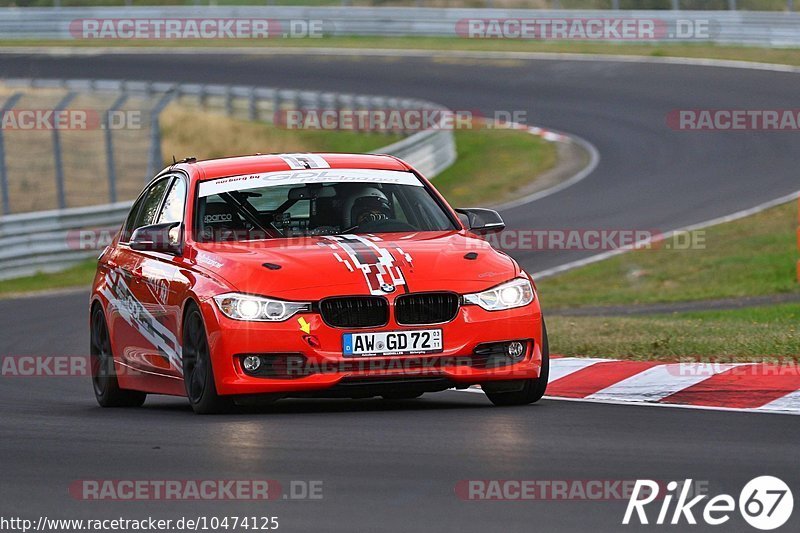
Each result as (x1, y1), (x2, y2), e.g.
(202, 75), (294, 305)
(101, 269), (183, 374)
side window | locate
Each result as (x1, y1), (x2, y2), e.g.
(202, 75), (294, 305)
(157, 178), (187, 225)
(122, 195), (146, 242)
(126, 179), (171, 240)
(390, 192), (408, 223)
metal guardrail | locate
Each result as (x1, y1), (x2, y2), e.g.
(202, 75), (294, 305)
(12, 1), (799, 11)
(1, 7), (800, 46)
(0, 78), (456, 281)
(0, 201), (132, 280)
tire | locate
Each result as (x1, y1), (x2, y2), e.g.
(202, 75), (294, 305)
(381, 392), (424, 400)
(182, 303), (234, 414)
(90, 304), (147, 408)
(485, 320), (550, 407)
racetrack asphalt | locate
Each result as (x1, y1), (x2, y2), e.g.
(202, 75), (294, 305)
(0, 51), (799, 532)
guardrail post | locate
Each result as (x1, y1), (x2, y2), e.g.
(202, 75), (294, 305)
(248, 87), (257, 121)
(671, 0), (680, 9)
(611, 0), (619, 9)
(728, 0), (737, 10)
(53, 91), (77, 210)
(334, 94), (343, 133)
(272, 92), (282, 126)
(104, 92), (128, 204)
(146, 88), (176, 180)
(293, 92), (301, 119)
(225, 85), (234, 117)
(0, 92), (23, 216)
(199, 85), (207, 110)
(790, 0), (795, 12)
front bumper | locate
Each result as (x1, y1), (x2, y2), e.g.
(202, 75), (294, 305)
(202, 299), (544, 397)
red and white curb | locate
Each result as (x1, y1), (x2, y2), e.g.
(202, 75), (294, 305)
(525, 125), (570, 143)
(462, 357), (800, 415)
(501, 120), (571, 143)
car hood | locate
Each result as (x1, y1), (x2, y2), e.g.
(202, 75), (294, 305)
(193, 231), (519, 299)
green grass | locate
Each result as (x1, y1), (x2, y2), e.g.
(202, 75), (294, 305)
(541, 200), (800, 359)
(540, 201), (799, 309)
(6, 37), (800, 68)
(432, 128), (557, 207)
(160, 104), (399, 163)
(161, 106), (558, 208)
(548, 303), (800, 360)
(0, 259), (98, 298)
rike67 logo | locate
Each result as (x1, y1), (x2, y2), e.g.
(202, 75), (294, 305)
(624, 477), (793, 530)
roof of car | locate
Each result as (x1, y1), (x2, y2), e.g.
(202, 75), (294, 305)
(173, 153), (411, 181)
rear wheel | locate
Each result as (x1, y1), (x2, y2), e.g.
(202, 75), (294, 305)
(90, 305), (147, 408)
(485, 321), (550, 407)
(182, 304), (234, 414)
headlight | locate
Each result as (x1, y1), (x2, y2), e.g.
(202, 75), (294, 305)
(464, 278), (535, 311)
(213, 293), (311, 322)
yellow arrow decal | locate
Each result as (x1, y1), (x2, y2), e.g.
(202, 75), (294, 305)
(298, 317), (311, 334)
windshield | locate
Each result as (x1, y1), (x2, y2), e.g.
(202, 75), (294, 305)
(195, 168), (457, 242)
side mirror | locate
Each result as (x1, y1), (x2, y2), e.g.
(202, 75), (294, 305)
(455, 208), (505, 235)
(130, 222), (183, 255)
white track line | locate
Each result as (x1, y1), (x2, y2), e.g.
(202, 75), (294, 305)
(454, 389), (800, 416)
(456, 358), (799, 416)
(496, 132), (600, 211)
(539, 395), (800, 416)
(530, 190), (800, 279)
(6, 47), (800, 77)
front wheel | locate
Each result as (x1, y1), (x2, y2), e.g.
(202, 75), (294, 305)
(485, 321), (550, 407)
(90, 305), (147, 408)
(182, 304), (234, 415)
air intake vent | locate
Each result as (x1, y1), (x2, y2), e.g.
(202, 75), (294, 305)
(395, 292), (459, 325)
(320, 297), (389, 328)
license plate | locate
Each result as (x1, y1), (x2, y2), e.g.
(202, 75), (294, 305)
(342, 329), (443, 357)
